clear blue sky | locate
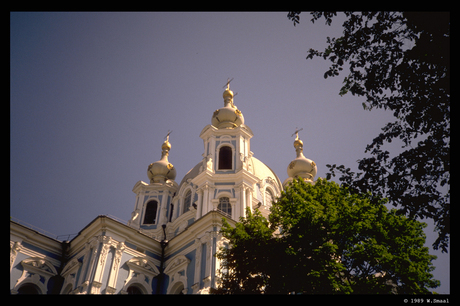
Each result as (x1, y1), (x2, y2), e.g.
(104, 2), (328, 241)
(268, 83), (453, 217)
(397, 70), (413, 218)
(10, 12), (449, 293)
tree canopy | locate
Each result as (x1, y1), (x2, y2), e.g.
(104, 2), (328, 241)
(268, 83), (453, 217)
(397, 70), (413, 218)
(287, 12), (449, 252)
(214, 178), (439, 294)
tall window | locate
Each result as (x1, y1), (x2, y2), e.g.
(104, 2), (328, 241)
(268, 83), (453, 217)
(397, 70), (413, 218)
(217, 197), (231, 217)
(169, 204), (174, 222)
(218, 146), (232, 170)
(265, 189), (274, 207)
(143, 200), (158, 224)
(183, 190), (192, 214)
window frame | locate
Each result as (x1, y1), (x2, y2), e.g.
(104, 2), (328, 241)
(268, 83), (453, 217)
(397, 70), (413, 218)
(143, 200), (159, 225)
(182, 190), (192, 214)
(127, 285), (144, 295)
(217, 196), (232, 218)
(264, 188), (275, 208)
(217, 145), (233, 170)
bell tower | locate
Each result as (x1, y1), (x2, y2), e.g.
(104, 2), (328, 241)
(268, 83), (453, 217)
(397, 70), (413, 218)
(185, 81), (262, 221)
(201, 80), (254, 174)
(128, 134), (178, 240)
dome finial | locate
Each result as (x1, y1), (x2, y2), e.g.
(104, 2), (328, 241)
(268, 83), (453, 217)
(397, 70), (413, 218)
(165, 130), (172, 142)
(224, 77), (234, 91)
(291, 127), (303, 141)
(292, 127), (304, 153)
(223, 78), (235, 107)
(161, 130), (172, 154)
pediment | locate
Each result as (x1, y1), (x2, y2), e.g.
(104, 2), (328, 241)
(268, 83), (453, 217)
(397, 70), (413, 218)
(126, 257), (160, 276)
(21, 257), (57, 276)
(164, 255), (190, 276)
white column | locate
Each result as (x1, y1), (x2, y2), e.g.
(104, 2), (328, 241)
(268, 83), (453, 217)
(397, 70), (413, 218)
(92, 236), (112, 294)
(201, 184), (209, 216)
(208, 186), (215, 212)
(247, 186), (252, 213)
(239, 184), (246, 218)
(229, 198), (237, 220)
(107, 242), (125, 294)
(158, 192), (169, 226)
(196, 189), (203, 219)
(193, 238), (202, 287)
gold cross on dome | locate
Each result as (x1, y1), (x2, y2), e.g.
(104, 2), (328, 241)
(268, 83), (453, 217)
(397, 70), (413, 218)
(164, 130), (172, 142)
(223, 77), (234, 90)
(291, 127), (303, 140)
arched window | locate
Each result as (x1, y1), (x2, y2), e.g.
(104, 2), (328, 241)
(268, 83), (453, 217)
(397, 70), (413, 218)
(183, 190), (192, 214)
(265, 189), (274, 207)
(218, 146), (232, 170)
(17, 283), (40, 295)
(143, 200), (158, 225)
(170, 282), (185, 294)
(127, 285), (143, 294)
(217, 197), (231, 217)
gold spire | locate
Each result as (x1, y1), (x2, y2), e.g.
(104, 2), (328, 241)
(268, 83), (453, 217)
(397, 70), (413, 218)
(224, 77), (233, 90)
(292, 127), (304, 149)
(223, 78), (234, 103)
(161, 130), (172, 153)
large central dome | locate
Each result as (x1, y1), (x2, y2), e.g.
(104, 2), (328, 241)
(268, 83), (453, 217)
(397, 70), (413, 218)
(178, 156), (282, 193)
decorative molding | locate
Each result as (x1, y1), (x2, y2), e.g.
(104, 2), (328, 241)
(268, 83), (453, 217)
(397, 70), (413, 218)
(122, 257), (159, 294)
(10, 241), (21, 270)
(12, 257), (58, 294)
(164, 255), (191, 294)
(90, 281), (102, 294)
(60, 258), (82, 294)
(126, 257), (160, 276)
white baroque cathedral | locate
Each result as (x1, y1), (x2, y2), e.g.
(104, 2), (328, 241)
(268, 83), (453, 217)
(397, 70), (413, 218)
(10, 83), (317, 294)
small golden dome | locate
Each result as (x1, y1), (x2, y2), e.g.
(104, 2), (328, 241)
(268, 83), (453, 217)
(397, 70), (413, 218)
(223, 88), (233, 99)
(284, 128), (317, 186)
(147, 135), (176, 184)
(212, 84), (244, 129)
(294, 138), (303, 148)
(162, 140), (171, 151)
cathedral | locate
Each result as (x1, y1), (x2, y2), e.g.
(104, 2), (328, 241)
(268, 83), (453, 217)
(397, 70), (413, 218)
(10, 83), (317, 294)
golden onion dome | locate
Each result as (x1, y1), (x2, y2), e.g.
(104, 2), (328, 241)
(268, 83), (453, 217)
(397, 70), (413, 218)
(147, 136), (176, 184)
(161, 139), (171, 151)
(223, 88), (234, 99)
(212, 84), (244, 129)
(294, 138), (304, 148)
(283, 129), (317, 187)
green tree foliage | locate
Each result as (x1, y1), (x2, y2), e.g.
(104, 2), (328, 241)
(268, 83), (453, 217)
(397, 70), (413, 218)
(287, 12), (450, 252)
(214, 178), (439, 294)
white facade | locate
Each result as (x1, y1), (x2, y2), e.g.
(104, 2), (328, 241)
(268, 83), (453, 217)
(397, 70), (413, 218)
(10, 84), (315, 294)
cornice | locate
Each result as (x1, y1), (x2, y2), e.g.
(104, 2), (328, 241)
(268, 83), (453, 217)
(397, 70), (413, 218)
(10, 221), (63, 256)
(132, 180), (178, 194)
(200, 124), (253, 140)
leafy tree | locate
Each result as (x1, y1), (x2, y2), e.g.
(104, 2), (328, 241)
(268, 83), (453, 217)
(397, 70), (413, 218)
(287, 12), (450, 252)
(214, 178), (439, 294)
(214, 208), (275, 294)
